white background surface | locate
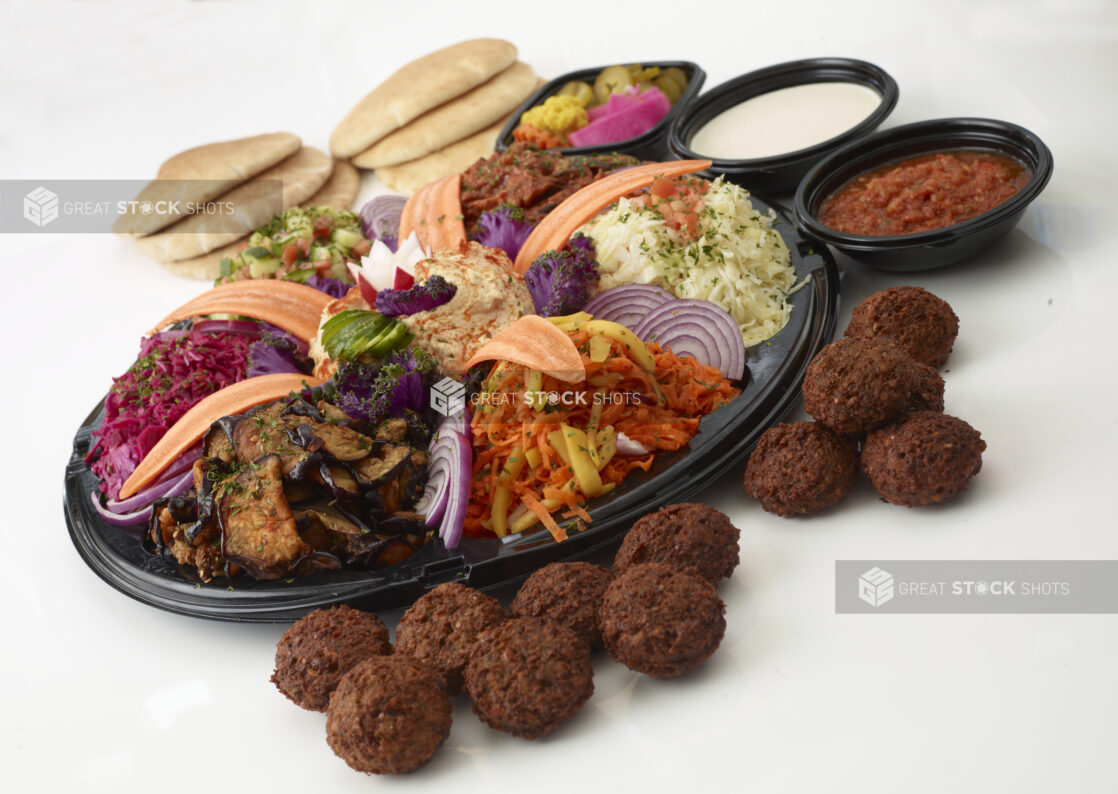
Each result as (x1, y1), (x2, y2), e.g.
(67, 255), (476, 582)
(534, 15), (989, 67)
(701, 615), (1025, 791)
(4, 1), (1118, 791)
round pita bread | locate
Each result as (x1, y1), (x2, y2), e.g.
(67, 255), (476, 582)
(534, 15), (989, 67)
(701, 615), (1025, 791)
(161, 160), (361, 280)
(352, 62), (536, 169)
(160, 236), (251, 281)
(330, 38), (516, 159)
(115, 132), (301, 236)
(374, 116), (508, 195)
(136, 147), (332, 263)
(301, 159), (360, 211)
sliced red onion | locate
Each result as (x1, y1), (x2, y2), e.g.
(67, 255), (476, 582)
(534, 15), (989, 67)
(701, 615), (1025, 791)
(149, 329), (189, 343)
(104, 468), (194, 516)
(615, 431), (651, 456)
(191, 319), (262, 337)
(582, 284), (674, 329)
(438, 430), (472, 549)
(105, 447), (200, 514)
(632, 299), (745, 380)
(443, 404), (473, 437)
(359, 195), (407, 243)
(417, 430), (457, 527)
(91, 491), (153, 526)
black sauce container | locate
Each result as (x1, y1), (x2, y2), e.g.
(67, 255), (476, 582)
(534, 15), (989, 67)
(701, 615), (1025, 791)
(793, 117), (1054, 271)
(496, 61), (706, 161)
(668, 57), (899, 195)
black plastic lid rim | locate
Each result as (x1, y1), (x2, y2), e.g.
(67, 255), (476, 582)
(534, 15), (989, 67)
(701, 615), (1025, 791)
(495, 60), (707, 160)
(793, 117), (1055, 252)
(668, 57), (900, 172)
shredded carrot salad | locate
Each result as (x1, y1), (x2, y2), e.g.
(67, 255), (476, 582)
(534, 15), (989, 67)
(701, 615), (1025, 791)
(465, 325), (738, 541)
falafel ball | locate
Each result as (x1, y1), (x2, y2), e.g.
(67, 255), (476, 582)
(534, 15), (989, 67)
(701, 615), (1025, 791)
(845, 286), (959, 368)
(743, 422), (858, 517)
(599, 562), (726, 678)
(465, 617), (594, 740)
(613, 502), (740, 583)
(512, 562), (612, 649)
(394, 582), (506, 695)
(862, 411), (985, 507)
(325, 654), (452, 775)
(909, 362), (946, 414)
(802, 336), (921, 434)
(271, 604), (392, 712)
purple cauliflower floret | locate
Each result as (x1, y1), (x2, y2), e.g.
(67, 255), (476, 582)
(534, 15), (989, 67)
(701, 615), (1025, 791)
(524, 233), (599, 317)
(375, 275), (457, 317)
(474, 203), (536, 261)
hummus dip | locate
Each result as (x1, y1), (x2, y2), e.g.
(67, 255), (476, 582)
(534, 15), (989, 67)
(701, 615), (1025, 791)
(402, 242), (532, 377)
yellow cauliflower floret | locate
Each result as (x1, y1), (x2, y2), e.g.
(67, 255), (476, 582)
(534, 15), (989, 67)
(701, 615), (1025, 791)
(519, 95), (588, 142)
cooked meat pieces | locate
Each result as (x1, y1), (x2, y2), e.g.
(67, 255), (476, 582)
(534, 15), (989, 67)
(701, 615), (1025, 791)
(861, 411), (985, 507)
(465, 617), (594, 740)
(511, 562), (612, 649)
(271, 605), (391, 712)
(802, 336), (921, 434)
(845, 286), (959, 368)
(910, 362), (946, 414)
(394, 582), (506, 695)
(743, 422), (858, 517)
(599, 562), (725, 678)
(613, 502), (740, 583)
(325, 654), (452, 775)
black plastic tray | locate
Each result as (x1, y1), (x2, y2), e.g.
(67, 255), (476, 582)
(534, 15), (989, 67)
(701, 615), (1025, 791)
(64, 197), (839, 623)
(495, 60), (706, 162)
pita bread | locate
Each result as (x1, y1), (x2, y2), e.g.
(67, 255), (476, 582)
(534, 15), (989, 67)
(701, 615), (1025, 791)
(160, 160), (361, 280)
(115, 132), (301, 236)
(375, 116), (508, 195)
(330, 38), (516, 159)
(301, 159), (360, 211)
(137, 147), (332, 263)
(352, 62), (535, 169)
(160, 236), (251, 281)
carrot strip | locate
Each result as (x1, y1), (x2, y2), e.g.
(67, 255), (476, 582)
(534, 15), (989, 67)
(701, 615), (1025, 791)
(512, 159), (712, 273)
(397, 179), (434, 244)
(462, 329), (739, 541)
(117, 373), (324, 499)
(147, 280), (332, 343)
(520, 491), (567, 543)
(397, 173), (465, 253)
(463, 315), (586, 383)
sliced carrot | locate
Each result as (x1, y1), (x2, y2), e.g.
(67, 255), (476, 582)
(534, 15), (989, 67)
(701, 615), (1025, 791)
(397, 173), (466, 253)
(117, 373), (323, 499)
(427, 173), (467, 252)
(397, 179), (435, 245)
(148, 280), (332, 343)
(520, 490), (567, 543)
(512, 159), (712, 274)
(463, 315), (586, 383)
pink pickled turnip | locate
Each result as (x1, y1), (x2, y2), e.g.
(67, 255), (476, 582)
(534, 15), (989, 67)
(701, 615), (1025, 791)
(569, 87), (671, 147)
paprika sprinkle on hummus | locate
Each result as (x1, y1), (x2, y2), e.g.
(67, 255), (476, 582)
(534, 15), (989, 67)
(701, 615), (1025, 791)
(818, 150), (1030, 236)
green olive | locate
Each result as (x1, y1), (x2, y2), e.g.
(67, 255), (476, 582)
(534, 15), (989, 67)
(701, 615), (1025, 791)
(594, 65), (634, 104)
(661, 67), (689, 88)
(558, 80), (594, 106)
(653, 73), (685, 104)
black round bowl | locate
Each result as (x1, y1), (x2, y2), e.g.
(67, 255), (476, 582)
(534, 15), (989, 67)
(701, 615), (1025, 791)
(668, 57), (898, 196)
(495, 61), (706, 161)
(793, 117), (1054, 271)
